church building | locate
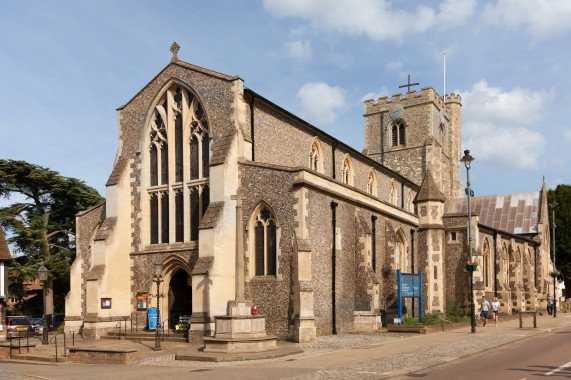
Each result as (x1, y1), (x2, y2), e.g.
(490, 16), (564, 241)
(65, 44), (555, 342)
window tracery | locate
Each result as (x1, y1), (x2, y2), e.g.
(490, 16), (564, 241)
(253, 205), (278, 276)
(341, 155), (353, 186)
(309, 138), (324, 173)
(147, 84), (210, 245)
(391, 120), (406, 147)
(389, 180), (397, 205)
(367, 169), (377, 196)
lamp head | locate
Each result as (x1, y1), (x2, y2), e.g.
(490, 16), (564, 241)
(11, 262), (21, 280)
(37, 262), (48, 283)
(460, 149), (475, 169)
(549, 199), (559, 209)
(153, 261), (163, 279)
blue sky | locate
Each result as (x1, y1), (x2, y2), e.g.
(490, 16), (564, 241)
(1, 0), (570, 199)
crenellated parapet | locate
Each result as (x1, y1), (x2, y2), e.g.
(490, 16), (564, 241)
(364, 87), (461, 114)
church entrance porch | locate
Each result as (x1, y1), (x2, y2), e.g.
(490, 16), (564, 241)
(168, 269), (192, 332)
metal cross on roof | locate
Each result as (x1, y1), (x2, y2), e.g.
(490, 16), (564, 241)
(399, 74), (419, 92)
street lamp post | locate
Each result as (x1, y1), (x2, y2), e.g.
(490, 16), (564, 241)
(37, 263), (49, 345)
(153, 256), (163, 351)
(460, 150), (476, 333)
(549, 199), (558, 318)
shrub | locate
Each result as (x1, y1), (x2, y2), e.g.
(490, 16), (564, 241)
(446, 297), (466, 323)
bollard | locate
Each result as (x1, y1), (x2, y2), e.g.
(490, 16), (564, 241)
(63, 332), (67, 357)
(533, 312), (537, 328)
(26, 331), (29, 353)
(519, 312), (522, 328)
(72, 331), (75, 346)
(9, 337), (12, 359)
(55, 333), (58, 363)
(18, 331), (21, 354)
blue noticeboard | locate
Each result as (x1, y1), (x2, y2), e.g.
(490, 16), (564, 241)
(397, 270), (423, 325)
(148, 308), (158, 330)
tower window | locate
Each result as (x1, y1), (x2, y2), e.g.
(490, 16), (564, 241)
(391, 121), (406, 147)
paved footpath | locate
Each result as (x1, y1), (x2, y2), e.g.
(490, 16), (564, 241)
(1, 314), (570, 379)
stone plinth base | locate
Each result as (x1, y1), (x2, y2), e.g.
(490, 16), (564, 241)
(68, 347), (137, 364)
(353, 312), (382, 332)
(289, 317), (316, 342)
(203, 335), (277, 353)
(202, 299), (277, 354)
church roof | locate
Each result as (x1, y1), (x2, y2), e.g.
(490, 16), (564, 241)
(0, 226), (12, 261)
(414, 169), (445, 203)
(444, 191), (540, 234)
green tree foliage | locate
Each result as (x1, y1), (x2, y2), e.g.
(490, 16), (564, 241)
(547, 184), (571, 282)
(0, 159), (104, 314)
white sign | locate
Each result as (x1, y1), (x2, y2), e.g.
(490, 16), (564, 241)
(394, 318), (401, 324)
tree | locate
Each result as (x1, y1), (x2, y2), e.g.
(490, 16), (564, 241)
(0, 159), (104, 314)
(547, 184), (571, 284)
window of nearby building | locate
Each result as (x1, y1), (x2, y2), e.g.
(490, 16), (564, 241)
(253, 205), (278, 276)
(148, 84), (210, 245)
(341, 155), (353, 186)
(450, 232), (457, 241)
(391, 121), (406, 147)
(367, 169), (377, 196)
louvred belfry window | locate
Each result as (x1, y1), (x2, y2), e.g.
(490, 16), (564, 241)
(147, 84), (210, 244)
(392, 121), (406, 147)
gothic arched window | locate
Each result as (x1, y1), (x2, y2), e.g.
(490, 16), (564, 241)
(483, 239), (491, 288)
(407, 189), (414, 212)
(367, 169), (377, 196)
(396, 229), (407, 271)
(148, 84), (210, 245)
(309, 138), (324, 173)
(253, 205), (278, 277)
(392, 121), (406, 147)
(341, 155), (353, 186)
(389, 180), (398, 205)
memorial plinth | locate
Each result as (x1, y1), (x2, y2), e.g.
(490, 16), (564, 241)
(202, 300), (277, 353)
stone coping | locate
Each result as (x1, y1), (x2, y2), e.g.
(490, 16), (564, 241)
(204, 335), (277, 343)
(214, 315), (266, 320)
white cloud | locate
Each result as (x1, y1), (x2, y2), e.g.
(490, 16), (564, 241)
(360, 86), (389, 103)
(297, 82), (346, 126)
(459, 80), (549, 170)
(386, 61), (407, 79)
(263, 0), (476, 41)
(484, 0), (571, 39)
(286, 39), (313, 60)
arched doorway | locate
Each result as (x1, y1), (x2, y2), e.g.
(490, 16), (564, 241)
(168, 270), (192, 329)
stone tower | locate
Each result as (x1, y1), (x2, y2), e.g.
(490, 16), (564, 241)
(363, 88), (462, 200)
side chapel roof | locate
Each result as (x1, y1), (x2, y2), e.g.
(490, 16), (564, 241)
(444, 191), (540, 234)
(0, 226), (12, 261)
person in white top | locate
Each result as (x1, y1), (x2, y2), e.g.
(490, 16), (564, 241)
(491, 297), (501, 327)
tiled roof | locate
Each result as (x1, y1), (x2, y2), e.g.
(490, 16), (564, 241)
(0, 226), (11, 261)
(445, 191), (540, 234)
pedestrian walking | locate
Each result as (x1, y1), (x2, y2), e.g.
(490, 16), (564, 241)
(547, 294), (553, 315)
(480, 296), (490, 327)
(491, 297), (501, 327)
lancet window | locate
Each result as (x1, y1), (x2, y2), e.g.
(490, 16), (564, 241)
(367, 169), (377, 196)
(391, 121), (406, 147)
(341, 155), (353, 186)
(253, 206), (278, 277)
(308, 138), (324, 173)
(148, 84), (210, 245)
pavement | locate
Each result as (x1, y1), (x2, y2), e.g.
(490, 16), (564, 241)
(0, 312), (570, 379)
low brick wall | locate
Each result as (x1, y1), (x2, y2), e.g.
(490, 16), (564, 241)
(68, 347), (137, 364)
(0, 343), (36, 359)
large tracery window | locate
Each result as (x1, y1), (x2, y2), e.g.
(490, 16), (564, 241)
(148, 84), (210, 245)
(253, 206), (277, 276)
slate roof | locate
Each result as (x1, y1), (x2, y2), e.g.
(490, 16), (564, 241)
(0, 226), (11, 261)
(414, 169), (445, 203)
(445, 191), (541, 234)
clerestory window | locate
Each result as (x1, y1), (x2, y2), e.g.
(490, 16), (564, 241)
(148, 84), (210, 245)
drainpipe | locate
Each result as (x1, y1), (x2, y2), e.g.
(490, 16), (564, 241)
(250, 94), (255, 161)
(411, 229), (415, 317)
(371, 216), (377, 271)
(494, 232), (498, 297)
(332, 143), (337, 179)
(401, 183), (405, 209)
(534, 245), (537, 290)
(331, 201), (338, 335)
(380, 112), (384, 165)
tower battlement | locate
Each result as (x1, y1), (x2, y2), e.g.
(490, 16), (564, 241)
(364, 87), (461, 114)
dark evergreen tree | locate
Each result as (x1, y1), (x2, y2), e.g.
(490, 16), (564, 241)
(0, 159), (104, 314)
(547, 184), (571, 282)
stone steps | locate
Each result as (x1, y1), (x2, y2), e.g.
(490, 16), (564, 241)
(102, 331), (188, 343)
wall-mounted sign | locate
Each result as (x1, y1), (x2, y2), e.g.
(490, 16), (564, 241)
(137, 293), (148, 310)
(101, 298), (112, 309)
